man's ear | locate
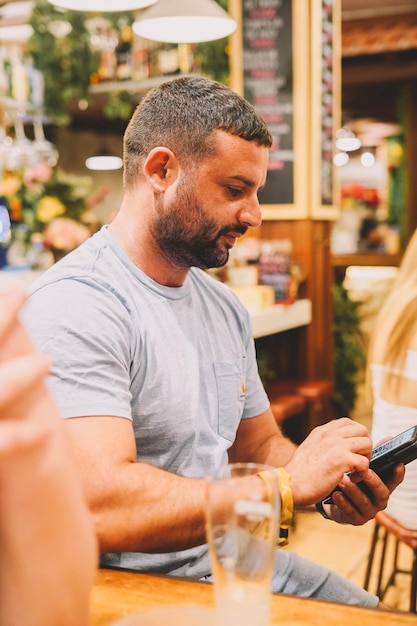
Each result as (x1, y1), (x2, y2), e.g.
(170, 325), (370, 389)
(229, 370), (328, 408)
(144, 147), (179, 192)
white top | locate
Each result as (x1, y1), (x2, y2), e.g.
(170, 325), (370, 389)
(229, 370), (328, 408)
(370, 351), (417, 529)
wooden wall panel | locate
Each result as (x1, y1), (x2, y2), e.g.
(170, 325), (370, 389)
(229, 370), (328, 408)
(257, 219), (334, 382)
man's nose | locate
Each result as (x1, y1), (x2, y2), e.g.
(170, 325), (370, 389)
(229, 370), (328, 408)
(238, 196), (262, 228)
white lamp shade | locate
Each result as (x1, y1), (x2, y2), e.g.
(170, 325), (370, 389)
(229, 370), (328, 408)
(335, 136), (361, 152)
(85, 155), (123, 171)
(335, 126), (362, 152)
(361, 151), (376, 167)
(132, 0), (237, 43)
(47, 0), (158, 12)
(0, 24), (33, 41)
(333, 152), (349, 167)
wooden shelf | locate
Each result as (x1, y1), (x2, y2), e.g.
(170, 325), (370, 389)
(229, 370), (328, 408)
(249, 299), (312, 339)
(0, 96), (42, 115)
(88, 76), (168, 97)
(331, 253), (402, 267)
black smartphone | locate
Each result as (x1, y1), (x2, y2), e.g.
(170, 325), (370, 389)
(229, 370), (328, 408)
(323, 424), (417, 505)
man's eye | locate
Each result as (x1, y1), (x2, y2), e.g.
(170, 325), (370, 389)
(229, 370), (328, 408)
(228, 187), (242, 197)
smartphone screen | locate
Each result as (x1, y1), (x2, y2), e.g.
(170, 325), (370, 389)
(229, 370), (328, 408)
(371, 425), (417, 464)
(370, 425), (417, 476)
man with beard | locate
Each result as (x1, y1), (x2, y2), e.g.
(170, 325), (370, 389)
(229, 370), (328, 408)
(24, 76), (403, 608)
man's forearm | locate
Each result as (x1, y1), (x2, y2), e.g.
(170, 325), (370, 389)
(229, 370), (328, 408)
(259, 432), (298, 468)
(88, 462), (209, 553)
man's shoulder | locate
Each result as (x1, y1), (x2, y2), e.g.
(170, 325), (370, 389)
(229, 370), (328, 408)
(190, 267), (236, 296)
(189, 268), (249, 322)
(28, 228), (118, 295)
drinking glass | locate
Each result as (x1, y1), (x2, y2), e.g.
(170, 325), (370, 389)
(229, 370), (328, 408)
(205, 463), (280, 626)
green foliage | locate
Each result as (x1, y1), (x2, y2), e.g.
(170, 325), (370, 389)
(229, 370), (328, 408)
(256, 347), (276, 387)
(386, 134), (407, 247)
(26, 0), (232, 126)
(195, 0), (231, 84)
(103, 91), (136, 121)
(28, 2), (135, 126)
(194, 37), (230, 85)
(332, 283), (366, 415)
(29, 1), (99, 126)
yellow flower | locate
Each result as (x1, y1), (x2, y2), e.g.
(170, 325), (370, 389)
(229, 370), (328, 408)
(37, 196), (66, 223)
(0, 173), (20, 196)
(9, 197), (22, 221)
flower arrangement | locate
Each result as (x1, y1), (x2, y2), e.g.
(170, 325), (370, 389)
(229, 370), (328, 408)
(0, 162), (108, 266)
(340, 183), (380, 211)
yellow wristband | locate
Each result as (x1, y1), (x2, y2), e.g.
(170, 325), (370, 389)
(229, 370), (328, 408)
(257, 467), (294, 546)
(273, 467), (294, 530)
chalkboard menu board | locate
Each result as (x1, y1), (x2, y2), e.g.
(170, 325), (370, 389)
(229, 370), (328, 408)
(230, 0), (339, 218)
(240, 0), (294, 206)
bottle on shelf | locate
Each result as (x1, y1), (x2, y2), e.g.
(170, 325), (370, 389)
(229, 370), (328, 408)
(0, 197), (11, 269)
(97, 27), (118, 83)
(25, 56), (44, 108)
(10, 48), (29, 103)
(131, 46), (149, 82)
(157, 44), (180, 76)
(0, 47), (10, 99)
(115, 24), (133, 81)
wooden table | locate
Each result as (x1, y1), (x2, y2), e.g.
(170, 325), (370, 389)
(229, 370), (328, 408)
(91, 568), (416, 626)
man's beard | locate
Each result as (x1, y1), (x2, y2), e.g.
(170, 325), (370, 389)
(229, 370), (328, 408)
(151, 181), (247, 270)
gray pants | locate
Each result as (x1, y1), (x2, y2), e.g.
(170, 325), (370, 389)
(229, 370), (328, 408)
(202, 549), (379, 609)
(271, 549), (379, 608)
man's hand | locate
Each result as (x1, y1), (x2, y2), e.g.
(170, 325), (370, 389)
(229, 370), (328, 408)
(326, 463), (405, 525)
(285, 417), (374, 507)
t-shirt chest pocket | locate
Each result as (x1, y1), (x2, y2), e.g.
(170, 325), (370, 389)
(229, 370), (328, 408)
(213, 360), (246, 442)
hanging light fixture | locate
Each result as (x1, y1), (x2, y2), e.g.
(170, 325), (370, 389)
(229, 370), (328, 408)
(85, 146), (123, 171)
(333, 151), (349, 167)
(0, 24), (33, 41)
(360, 149), (376, 168)
(47, 0), (158, 13)
(0, 1), (32, 40)
(335, 126), (362, 152)
(132, 0), (237, 44)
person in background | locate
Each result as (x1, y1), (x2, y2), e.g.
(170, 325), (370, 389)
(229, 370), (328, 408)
(0, 290), (97, 626)
(366, 228), (417, 534)
(23, 76), (403, 609)
(357, 217), (386, 252)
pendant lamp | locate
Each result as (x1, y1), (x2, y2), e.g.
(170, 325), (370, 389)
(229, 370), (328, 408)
(47, 0), (158, 13)
(85, 146), (123, 171)
(0, 24), (33, 41)
(0, 2), (34, 41)
(132, 0), (237, 43)
(335, 126), (362, 152)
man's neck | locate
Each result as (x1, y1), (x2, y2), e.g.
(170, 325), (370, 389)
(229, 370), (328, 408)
(107, 220), (189, 288)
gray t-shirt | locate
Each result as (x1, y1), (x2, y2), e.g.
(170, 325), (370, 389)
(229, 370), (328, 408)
(23, 226), (269, 576)
(23, 227), (380, 608)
